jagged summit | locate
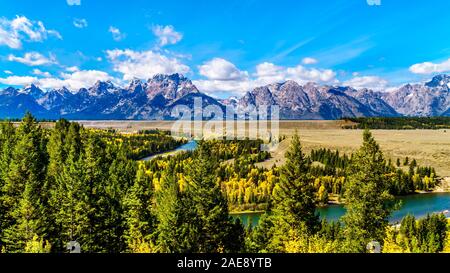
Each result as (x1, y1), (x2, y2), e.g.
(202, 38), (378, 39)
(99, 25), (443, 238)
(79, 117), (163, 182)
(425, 74), (450, 88)
(21, 84), (44, 99)
(0, 74), (449, 119)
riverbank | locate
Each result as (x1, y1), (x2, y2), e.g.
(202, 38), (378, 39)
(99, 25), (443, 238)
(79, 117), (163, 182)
(433, 177), (450, 192)
(229, 210), (265, 216)
(233, 192), (450, 226)
(229, 178), (450, 215)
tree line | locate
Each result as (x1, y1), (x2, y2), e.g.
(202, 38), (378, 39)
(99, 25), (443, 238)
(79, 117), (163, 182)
(342, 117), (450, 130)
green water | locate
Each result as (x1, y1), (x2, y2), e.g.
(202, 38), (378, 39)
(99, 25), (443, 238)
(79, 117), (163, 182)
(233, 192), (450, 226)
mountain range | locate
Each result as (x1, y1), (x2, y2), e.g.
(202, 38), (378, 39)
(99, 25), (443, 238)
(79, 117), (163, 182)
(0, 73), (449, 120)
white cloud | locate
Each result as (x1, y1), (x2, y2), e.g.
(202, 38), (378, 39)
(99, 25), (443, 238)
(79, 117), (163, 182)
(0, 75), (38, 86)
(302, 57), (318, 65)
(409, 58), (450, 74)
(109, 26), (126, 41)
(73, 18), (88, 28)
(39, 70), (112, 90)
(8, 52), (56, 66)
(67, 0), (81, 6)
(343, 76), (388, 91)
(0, 16), (62, 49)
(255, 62), (283, 78)
(286, 65), (336, 83)
(255, 62), (336, 85)
(0, 26), (21, 49)
(195, 60), (337, 96)
(195, 58), (252, 96)
(106, 49), (190, 80)
(32, 69), (52, 77)
(152, 25), (182, 46)
(0, 70), (112, 90)
(198, 58), (248, 81)
(66, 66), (80, 72)
(194, 79), (255, 97)
(3, 70), (13, 75)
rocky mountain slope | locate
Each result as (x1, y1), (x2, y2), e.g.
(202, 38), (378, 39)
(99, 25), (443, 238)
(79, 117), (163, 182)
(382, 75), (450, 117)
(0, 73), (449, 120)
(236, 81), (399, 119)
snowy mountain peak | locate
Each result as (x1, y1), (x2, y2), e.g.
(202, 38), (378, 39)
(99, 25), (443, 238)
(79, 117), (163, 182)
(146, 73), (199, 101)
(52, 87), (72, 97)
(150, 73), (187, 83)
(0, 73), (449, 119)
(425, 74), (450, 88)
(2, 87), (18, 95)
(88, 80), (117, 96)
(21, 84), (44, 99)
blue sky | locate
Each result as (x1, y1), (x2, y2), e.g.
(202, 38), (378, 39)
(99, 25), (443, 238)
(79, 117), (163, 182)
(1, 0), (450, 98)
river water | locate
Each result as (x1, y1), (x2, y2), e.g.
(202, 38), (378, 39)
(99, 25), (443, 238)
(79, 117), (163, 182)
(234, 192), (450, 226)
(141, 140), (198, 161)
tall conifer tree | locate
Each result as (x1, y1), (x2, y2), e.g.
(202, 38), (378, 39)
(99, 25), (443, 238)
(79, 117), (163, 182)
(268, 133), (319, 252)
(342, 130), (397, 252)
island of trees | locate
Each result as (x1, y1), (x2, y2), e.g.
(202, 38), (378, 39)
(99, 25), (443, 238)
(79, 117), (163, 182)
(0, 113), (448, 253)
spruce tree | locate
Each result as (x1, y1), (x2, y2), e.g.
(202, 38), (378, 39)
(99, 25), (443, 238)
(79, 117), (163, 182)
(3, 183), (47, 252)
(81, 134), (108, 252)
(245, 213), (275, 253)
(0, 122), (16, 247)
(269, 133), (319, 252)
(155, 165), (198, 253)
(122, 164), (155, 252)
(47, 119), (71, 180)
(184, 144), (242, 253)
(46, 119), (80, 250)
(342, 130), (397, 252)
(50, 141), (91, 252)
(1, 114), (48, 252)
(98, 147), (136, 253)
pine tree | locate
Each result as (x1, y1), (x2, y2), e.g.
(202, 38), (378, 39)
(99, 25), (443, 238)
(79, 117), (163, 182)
(46, 119), (83, 250)
(50, 142), (91, 252)
(0, 122), (16, 247)
(2, 114), (47, 210)
(342, 130), (397, 253)
(184, 144), (242, 253)
(410, 159), (417, 169)
(96, 146), (137, 253)
(80, 134), (109, 252)
(155, 165), (198, 253)
(396, 158), (401, 167)
(245, 213), (275, 253)
(269, 133), (319, 252)
(3, 183), (46, 252)
(47, 119), (71, 180)
(1, 114), (48, 252)
(123, 164), (155, 252)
